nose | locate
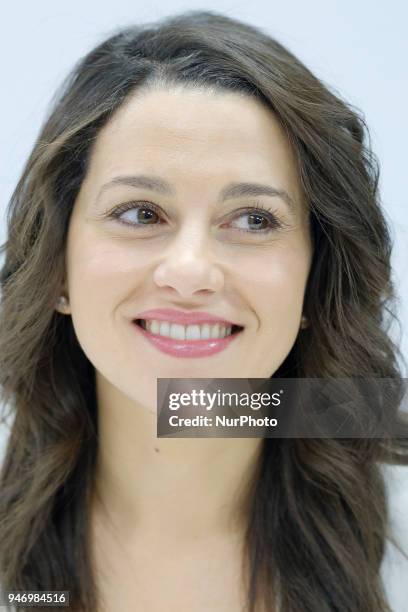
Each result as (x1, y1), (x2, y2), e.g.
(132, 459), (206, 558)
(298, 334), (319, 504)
(152, 230), (225, 300)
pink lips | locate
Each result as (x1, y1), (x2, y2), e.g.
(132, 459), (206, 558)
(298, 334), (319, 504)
(132, 320), (243, 358)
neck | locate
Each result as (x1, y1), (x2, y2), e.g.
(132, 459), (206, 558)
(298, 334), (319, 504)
(91, 373), (264, 545)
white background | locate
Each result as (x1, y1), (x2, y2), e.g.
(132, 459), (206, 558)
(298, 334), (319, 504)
(0, 2), (407, 610)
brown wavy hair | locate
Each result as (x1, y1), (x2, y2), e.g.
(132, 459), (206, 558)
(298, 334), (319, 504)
(1, 10), (408, 612)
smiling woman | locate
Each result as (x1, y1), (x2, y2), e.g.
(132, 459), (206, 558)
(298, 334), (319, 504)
(0, 9), (408, 612)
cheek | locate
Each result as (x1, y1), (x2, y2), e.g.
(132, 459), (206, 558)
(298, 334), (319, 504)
(65, 236), (146, 373)
(243, 244), (309, 326)
(67, 235), (149, 306)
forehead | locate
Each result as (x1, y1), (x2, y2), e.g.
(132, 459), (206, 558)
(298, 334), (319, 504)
(85, 86), (301, 199)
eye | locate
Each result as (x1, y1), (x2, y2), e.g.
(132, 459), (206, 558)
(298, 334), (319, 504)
(224, 205), (284, 234)
(106, 200), (287, 235)
(108, 201), (162, 226)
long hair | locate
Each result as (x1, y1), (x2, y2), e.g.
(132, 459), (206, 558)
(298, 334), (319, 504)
(1, 10), (407, 612)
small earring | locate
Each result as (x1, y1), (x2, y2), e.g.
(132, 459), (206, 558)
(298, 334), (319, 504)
(300, 315), (309, 329)
(55, 295), (69, 309)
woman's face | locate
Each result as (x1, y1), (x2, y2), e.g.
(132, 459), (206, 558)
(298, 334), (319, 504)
(61, 86), (313, 410)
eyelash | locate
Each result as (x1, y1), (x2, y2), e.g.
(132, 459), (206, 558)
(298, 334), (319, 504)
(106, 200), (287, 235)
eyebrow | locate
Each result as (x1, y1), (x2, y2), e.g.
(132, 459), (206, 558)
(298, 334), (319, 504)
(95, 174), (297, 214)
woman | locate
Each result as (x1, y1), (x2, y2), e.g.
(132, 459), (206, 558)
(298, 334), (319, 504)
(1, 9), (407, 612)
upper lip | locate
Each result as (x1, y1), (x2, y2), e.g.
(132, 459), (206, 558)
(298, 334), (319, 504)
(134, 308), (243, 327)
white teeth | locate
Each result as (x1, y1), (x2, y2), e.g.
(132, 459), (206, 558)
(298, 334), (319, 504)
(141, 320), (233, 340)
(159, 321), (171, 337)
(196, 323), (211, 340)
(170, 323), (185, 340)
(185, 325), (201, 340)
(211, 323), (220, 338)
(150, 320), (160, 335)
